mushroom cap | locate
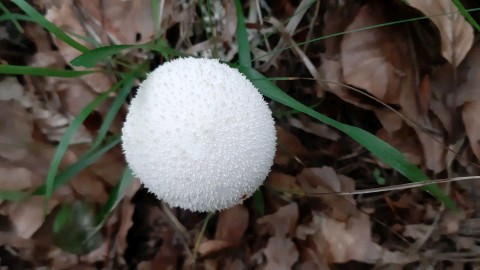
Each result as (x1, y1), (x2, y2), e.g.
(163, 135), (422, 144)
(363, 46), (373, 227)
(121, 58), (276, 212)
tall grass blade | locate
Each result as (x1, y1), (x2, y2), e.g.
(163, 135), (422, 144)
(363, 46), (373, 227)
(35, 134), (121, 195)
(234, 0), (251, 68)
(0, 65), (95, 77)
(41, 81), (125, 216)
(95, 167), (134, 226)
(451, 0), (480, 32)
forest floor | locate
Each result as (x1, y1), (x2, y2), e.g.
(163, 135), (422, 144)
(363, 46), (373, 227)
(1, 0), (480, 269)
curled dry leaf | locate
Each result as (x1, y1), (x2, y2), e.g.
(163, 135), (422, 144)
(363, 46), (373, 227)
(408, 0), (474, 67)
(0, 101), (34, 161)
(374, 109), (404, 135)
(44, 2), (89, 62)
(376, 125), (423, 166)
(416, 124), (446, 173)
(317, 2), (370, 108)
(462, 100), (480, 160)
(44, 2), (111, 93)
(198, 240), (231, 256)
(341, 4), (413, 105)
(0, 166), (34, 191)
(298, 167), (357, 221)
(257, 203), (299, 237)
(288, 116), (340, 141)
(0, 77), (31, 107)
(403, 224), (434, 240)
(215, 205), (249, 243)
(429, 63), (461, 138)
(274, 126), (310, 166)
(265, 172), (302, 196)
(263, 236), (299, 270)
(77, 0), (167, 44)
(69, 171), (108, 204)
(199, 205), (249, 255)
(114, 179), (140, 255)
(8, 196), (59, 239)
(304, 212), (418, 264)
(453, 43), (480, 161)
(455, 43), (480, 106)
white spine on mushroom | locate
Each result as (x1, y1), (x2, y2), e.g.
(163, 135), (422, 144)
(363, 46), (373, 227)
(121, 58), (276, 212)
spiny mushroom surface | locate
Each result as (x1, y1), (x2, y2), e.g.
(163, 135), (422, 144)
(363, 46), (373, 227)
(121, 58), (276, 212)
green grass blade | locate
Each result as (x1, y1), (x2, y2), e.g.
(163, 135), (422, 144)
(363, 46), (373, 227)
(451, 0), (480, 32)
(0, 65), (95, 77)
(71, 42), (181, 68)
(0, 13), (32, 23)
(0, 190), (28, 201)
(150, 40), (184, 58)
(42, 82), (123, 216)
(35, 134), (121, 195)
(95, 167), (134, 226)
(0, 3), (23, 33)
(234, 0), (252, 68)
(89, 76), (135, 150)
(151, 0), (161, 39)
(253, 188), (265, 217)
(11, 0), (88, 52)
(71, 44), (147, 68)
(240, 67), (456, 210)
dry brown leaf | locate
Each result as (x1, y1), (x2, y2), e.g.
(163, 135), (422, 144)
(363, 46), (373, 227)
(316, 3), (371, 108)
(44, 2), (111, 93)
(32, 104), (92, 144)
(257, 203), (298, 237)
(0, 77), (31, 107)
(298, 167), (357, 221)
(44, 2), (89, 62)
(440, 211), (464, 235)
(403, 224), (433, 240)
(199, 205), (249, 255)
(215, 204), (249, 244)
(408, 0), (474, 67)
(308, 212), (418, 264)
(0, 101), (34, 161)
(288, 116), (340, 141)
(263, 236), (299, 270)
(374, 109), (404, 134)
(8, 196), (59, 239)
(454, 44), (480, 161)
(455, 43), (480, 106)
(341, 4), (412, 104)
(265, 172), (302, 195)
(70, 171), (108, 204)
(115, 179), (140, 255)
(462, 100), (480, 160)
(429, 63), (460, 137)
(274, 126), (310, 166)
(222, 257), (247, 270)
(295, 247), (329, 270)
(0, 167), (34, 191)
(48, 243), (108, 269)
(376, 126), (423, 166)
(83, 0), (161, 44)
(198, 239), (231, 256)
(416, 126), (446, 173)
(82, 145), (125, 186)
(55, 78), (99, 116)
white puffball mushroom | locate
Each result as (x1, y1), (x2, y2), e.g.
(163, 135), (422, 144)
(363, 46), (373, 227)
(121, 58), (276, 212)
